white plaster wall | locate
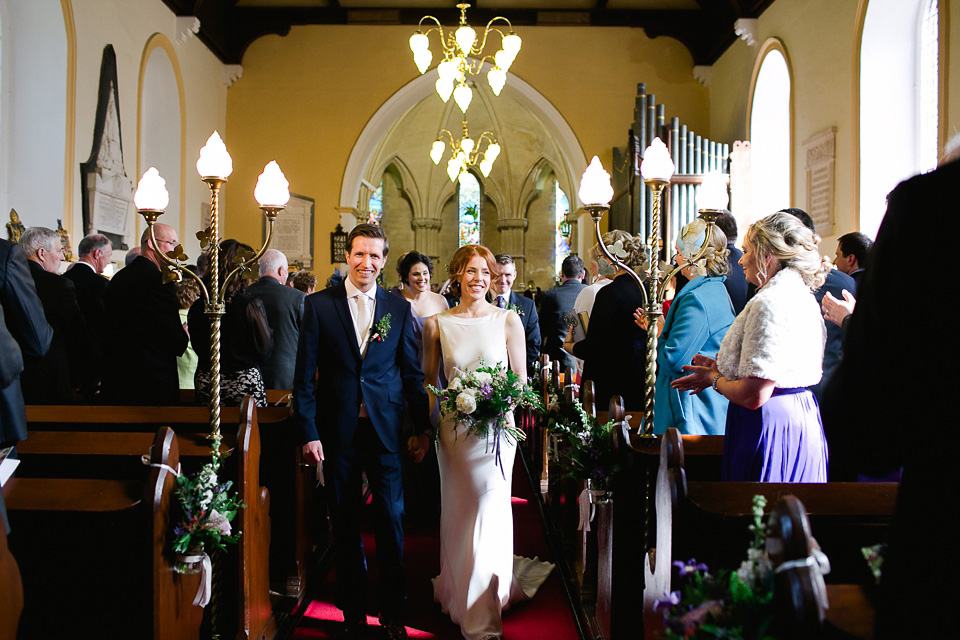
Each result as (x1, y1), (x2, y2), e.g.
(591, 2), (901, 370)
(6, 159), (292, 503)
(140, 47), (180, 227)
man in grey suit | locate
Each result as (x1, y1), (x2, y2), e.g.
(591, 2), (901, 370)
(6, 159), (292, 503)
(247, 249), (305, 390)
(539, 255), (585, 372)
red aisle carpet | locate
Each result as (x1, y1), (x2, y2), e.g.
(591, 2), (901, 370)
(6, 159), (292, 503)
(292, 460), (580, 639)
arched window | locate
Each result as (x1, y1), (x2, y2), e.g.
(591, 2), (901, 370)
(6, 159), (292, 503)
(458, 173), (480, 246)
(554, 181), (570, 275)
(860, 0), (938, 238)
(749, 44), (791, 223)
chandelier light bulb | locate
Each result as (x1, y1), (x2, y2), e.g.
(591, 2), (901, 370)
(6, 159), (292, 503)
(696, 171), (729, 211)
(437, 59), (458, 82)
(578, 156), (614, 206)
(447, 157), (462, 182)
(453, 83), (473, 113)
(494, 50), (514, 73)
(196, 131), (233, 180)
(485, 143), (501, 164)
(461, 137), (475, 155)
(640, 137), (676, 182)
(502, 33), (522, 57)
(487, 67), (506, 96)
(254, 161), (290, 207)
(436, 77), (454, 103)
(479, 159), (493, 177)
(134, 167), (170, 211)
(409, 32), (429, 53)
(413, 49), (433, 74)
(430, 140), (445, 165)
(455, 25), (477, 54)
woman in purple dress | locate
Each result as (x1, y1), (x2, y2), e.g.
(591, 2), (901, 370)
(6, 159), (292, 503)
(671, 212), (830, 482)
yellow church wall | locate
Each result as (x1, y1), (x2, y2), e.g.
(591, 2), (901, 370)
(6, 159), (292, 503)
(226, 24), (709, 274)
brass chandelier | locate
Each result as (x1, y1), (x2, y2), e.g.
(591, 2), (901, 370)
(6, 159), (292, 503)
(430, 120), (501, 183)
(409, 3), (521, 113)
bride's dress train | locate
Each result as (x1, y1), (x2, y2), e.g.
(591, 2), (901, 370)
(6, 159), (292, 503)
(432, 309), (554, 640)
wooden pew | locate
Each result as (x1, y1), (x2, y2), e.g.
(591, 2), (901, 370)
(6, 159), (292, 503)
(5, 427), (203, 639)
(0, 501), (24, 640)
(16, 401), (279, 639)
(641, 429), (895, 638)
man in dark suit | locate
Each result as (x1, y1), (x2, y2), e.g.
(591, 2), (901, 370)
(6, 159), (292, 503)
(823, 153), (960, 639)
(247, 248), (305, 390)
(715, 212), (748, 315)
(493, 254), (540, 375)
(834, 231), (872, 289)
(101, 223), (187, 405)
(293, 224), (429, 640)
(0, 238), (52, 533)
(19, 227), (95, 403)
(64, 233), (112, 390)
(539, 255), (585, 372)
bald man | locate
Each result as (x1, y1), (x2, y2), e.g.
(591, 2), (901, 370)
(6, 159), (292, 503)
(101, 224), (187, 404)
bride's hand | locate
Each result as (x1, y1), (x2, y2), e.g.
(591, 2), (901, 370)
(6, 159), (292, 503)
(408, 434), (430, 463)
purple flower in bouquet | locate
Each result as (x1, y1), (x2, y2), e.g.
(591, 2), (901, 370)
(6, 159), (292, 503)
(480, 383), (494, 399)
(674, 558), (709, 577)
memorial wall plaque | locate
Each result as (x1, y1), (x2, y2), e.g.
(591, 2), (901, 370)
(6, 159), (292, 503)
(804, 127), (837, 236)
(265, 194), (314, 268)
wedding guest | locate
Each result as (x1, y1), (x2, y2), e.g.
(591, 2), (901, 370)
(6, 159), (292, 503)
(64, 233), (112, 392)
(672, 212), (830, 482)
(247, 249), (305, 390)
(175, 278), (201, 390)
(392, 251), (449, 325)
(647, 219), (735, 435)
(834, 231), (872, 288)
(714, 212), (748, 315)
(101, 224), (187, 405)
(568, 232), (648, 410)
(492, 254), (540, 374)
(188, 240), (273, 406)
(19, 227), (95, 403)
(293, 270), (318, 294)
(572, 235), (617, 330)
(540, 255), (585, 372)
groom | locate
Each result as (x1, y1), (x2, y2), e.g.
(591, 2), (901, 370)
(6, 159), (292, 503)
(293, 223), (431, 640)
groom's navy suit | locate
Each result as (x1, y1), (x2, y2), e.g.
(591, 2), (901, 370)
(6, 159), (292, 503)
(293, 281), (429, 619)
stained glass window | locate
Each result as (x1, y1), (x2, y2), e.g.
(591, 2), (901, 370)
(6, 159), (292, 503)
(458, 172), (480, 246)
(367, 181), (383, 225)
(555, 182), (570, 275)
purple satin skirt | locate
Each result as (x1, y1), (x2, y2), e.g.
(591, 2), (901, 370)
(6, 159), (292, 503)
(722, 387), (828, 482)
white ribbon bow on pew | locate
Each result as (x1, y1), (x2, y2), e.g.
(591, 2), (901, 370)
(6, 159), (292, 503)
(775, 544), (831, 611)
(577, 487), (608, 532)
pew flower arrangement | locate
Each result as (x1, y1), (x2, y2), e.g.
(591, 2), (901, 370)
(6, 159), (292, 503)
(428, 359), (542, 472)
(547, 396), (619, 486)
(172, 432), (243, 556)
(654, 495), (775, 639)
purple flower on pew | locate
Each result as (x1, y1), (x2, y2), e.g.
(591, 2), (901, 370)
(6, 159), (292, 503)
(653, 590), (682, 612)
(205, 509), (232, 536)
(674, 558), (708, 577)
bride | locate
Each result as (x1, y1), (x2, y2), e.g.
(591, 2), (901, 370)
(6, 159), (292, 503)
(421, 244), (554, 640)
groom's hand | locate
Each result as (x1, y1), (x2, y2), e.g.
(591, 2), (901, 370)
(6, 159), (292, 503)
(302, 440), (325, 465)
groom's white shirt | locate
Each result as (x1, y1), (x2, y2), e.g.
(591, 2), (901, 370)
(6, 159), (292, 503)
(345, 277), (377, 357)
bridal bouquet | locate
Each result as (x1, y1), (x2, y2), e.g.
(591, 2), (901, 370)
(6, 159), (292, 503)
(429, 360), (542, 469)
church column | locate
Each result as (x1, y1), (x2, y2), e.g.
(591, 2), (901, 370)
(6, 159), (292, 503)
(412, 217), (443, 263)
(497, 217), (528, 283)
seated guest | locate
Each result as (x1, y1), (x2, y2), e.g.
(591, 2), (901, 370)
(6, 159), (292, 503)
(64, 233), (112, 390)
(672, 212), (830, 482)
(188, 240), (273, 406)
(292, 270), (318, 294)
(567, 231), (648, 410)
(540, 255), (586, 372)
(647, 219), (735, 435)
(101, 224), (187, 405)
(247, 249), (305, 390)
(714, 212), (748, 315)
(19, 227), (95, 403)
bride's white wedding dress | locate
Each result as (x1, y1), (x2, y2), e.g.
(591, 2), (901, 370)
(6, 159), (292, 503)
(433, 308), (554, 640)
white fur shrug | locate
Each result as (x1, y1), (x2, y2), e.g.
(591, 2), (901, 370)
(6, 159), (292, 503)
(716, 268), (826, 388)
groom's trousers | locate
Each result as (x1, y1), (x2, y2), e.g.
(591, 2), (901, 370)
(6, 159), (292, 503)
(325, 416), (406, 619)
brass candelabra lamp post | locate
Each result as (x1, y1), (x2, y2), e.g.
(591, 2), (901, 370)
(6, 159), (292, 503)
(578, 141), (729, 437)
(133, 131), (290, 441)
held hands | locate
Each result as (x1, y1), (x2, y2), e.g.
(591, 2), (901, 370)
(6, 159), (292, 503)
(822, 289), (856, 327)
(408, 434), (431, 464)
(671, 354), (720, 395)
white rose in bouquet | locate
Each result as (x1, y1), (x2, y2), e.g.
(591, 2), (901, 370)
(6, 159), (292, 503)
(449, 376), (464, 391)
(474, 371), (493, 386)
(456, 392), (478, 414)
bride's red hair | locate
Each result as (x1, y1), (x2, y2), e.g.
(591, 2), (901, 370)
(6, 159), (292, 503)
(447, 244), (501, 299)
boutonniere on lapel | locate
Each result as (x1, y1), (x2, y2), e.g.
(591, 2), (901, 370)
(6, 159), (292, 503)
(370, 313), (392, 342)
(507, 303), (524, 317)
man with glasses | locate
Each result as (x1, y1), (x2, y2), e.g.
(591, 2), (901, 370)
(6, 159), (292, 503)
(101, 223), (187, 404)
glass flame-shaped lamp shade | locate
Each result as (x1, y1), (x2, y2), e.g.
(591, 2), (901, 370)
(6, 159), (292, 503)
(487, 67), (506, 96)
(414, 49), (433, 74)
(502, 33), (522, 58)
(453, 83), (473, 113)
(254, 161), (290, 207)
(639, 137), (675, 182)
(461, 137), (475, 155)
(479, 159), (493, 177)
(696, 171), (729, 210)
(134, 167), (170, 211)
(430, 140), (445, 165)
(436, 78), (454, 103)
(578, 156), (614, 206)
(196, 131), (233, 180)
(494, 49), (514, 73)
(485, 142), (501, 164)
(437, 59), (458, 81)
(447, 157), (463, 182)
(455, 25), (477, 54)
(410, 32), (429, 53)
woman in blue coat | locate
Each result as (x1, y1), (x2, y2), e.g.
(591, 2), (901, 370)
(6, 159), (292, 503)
(649, 219), (735, 435)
